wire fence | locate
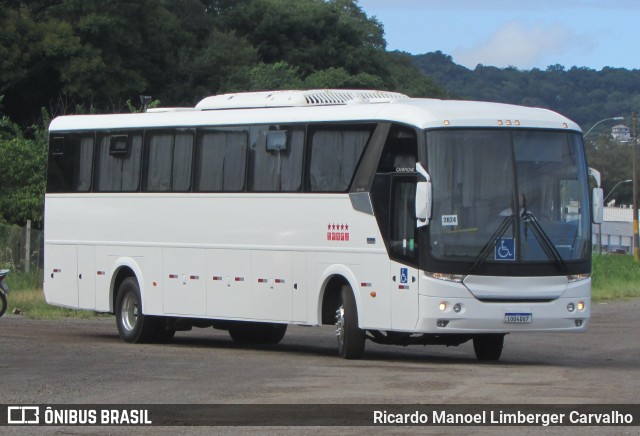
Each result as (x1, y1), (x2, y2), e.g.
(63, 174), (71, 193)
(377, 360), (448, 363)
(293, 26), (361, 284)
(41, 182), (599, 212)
(0, 222), (44, 273)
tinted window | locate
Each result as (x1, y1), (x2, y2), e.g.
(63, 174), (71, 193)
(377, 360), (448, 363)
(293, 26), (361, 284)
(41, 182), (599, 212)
(46, 135), (94, 193)
(309, 127), (372, 192)
(144, 131), (194, 191)
(195, 130), (248, 192)
(250, 126), (304, 192)
(95, 133), (142, 192)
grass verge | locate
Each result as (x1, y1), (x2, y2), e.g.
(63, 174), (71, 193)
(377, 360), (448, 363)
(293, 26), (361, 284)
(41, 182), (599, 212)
(591, 254), (640, 300)
(2, 255), (640, 320)
(3, 270), (109, 320)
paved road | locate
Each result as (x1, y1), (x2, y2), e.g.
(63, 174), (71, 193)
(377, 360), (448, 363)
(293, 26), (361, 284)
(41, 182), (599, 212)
(1, 299), (639, 433)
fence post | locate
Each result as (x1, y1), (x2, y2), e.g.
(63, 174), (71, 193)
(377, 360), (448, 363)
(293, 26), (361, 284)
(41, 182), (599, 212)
(25, 219), (31, 273)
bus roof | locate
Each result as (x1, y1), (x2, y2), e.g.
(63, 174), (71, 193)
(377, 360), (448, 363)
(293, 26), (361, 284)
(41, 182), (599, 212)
(49, 89), (581, 133)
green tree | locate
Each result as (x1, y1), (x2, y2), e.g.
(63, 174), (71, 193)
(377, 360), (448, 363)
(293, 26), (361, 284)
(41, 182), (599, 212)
(247, 61), (303, 91)
(215, 0), (387, 77)
(0, 116), (47, 227)
(585, 134), (634, 206)
(303, 67), (383, 89)
(383, 51), (447, 98)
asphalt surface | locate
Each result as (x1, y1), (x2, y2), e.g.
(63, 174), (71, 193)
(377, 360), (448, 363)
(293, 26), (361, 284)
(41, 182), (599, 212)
(1, 299), (639, 434)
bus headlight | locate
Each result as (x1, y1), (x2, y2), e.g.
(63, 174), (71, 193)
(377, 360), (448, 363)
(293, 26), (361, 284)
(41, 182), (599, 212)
(577, 301), (585, 311)
(567, 303), (575, 312)
(453, 303), (462, 313)
(567, 273), (590, 283)
(426, 272), (466, 283)
(439, 301), (448, 311)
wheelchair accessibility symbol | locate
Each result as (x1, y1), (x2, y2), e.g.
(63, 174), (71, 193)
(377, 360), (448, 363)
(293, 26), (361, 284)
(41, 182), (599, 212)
(400, 268), (408, 284)
(495, 238), (515, 261)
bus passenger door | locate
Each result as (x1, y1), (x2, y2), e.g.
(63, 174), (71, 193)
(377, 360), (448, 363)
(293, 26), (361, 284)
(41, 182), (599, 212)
(369, 124), (420, 330)
(389, 175), (420, 331)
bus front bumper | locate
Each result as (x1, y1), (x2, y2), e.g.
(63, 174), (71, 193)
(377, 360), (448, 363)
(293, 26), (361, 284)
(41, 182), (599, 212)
(416, 294), (590, 333)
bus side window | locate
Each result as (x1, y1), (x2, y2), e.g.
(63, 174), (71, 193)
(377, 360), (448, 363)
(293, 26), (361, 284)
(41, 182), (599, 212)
(47, 135), (94, 193)
(308, 126), (373, 192)
(376, 128), (417, 174)
(95, 134), (142, 192)
(250, 126), (304, 192)
(195, 130), (248, 192)
(144, 131), (193, 192)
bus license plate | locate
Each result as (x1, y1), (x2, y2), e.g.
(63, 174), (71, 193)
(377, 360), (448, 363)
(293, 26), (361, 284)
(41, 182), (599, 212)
(504, 313), (532, 324)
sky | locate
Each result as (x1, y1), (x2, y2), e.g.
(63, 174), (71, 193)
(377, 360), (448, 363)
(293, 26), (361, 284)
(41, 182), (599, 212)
(358, 0), (639, 71)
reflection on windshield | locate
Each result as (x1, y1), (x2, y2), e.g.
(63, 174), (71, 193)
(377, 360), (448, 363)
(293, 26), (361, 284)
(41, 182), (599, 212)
(427, 129), (590, 268)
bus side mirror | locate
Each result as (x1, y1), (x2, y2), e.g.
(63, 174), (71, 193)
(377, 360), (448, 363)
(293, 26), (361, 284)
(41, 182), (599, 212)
(592, 188), (603, 224)
(415, 163), (432, 228)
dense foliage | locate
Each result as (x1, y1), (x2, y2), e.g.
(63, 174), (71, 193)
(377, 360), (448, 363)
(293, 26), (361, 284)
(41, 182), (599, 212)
(0, 115), (47, 227)
(0, 0), (445, 227)
(0, 0), (445, 125)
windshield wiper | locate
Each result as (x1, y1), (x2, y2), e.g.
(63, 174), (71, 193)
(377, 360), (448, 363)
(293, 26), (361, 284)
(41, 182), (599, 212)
(522, 210), (566, 272)
(470, 214), (515, 272)
(470, 209), (567, 273)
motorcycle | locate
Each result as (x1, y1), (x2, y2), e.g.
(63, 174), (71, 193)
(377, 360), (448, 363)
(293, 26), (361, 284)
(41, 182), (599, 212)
(0, 269), (9, 317)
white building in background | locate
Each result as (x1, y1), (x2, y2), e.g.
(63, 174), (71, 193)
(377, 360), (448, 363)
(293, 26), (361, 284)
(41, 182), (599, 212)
(611, 125), (631, 142)
(593, 206), (635, 253)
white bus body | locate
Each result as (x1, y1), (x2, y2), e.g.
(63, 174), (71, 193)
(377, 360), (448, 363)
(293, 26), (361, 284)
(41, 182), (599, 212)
(44, 90), (596, 360)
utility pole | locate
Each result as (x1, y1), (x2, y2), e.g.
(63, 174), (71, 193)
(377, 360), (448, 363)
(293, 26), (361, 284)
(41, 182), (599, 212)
(633, 112), (639, 262)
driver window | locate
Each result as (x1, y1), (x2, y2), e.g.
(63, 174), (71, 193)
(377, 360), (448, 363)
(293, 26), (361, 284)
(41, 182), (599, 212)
(390, 176), (417, 259)
(371, 124), (419, 265)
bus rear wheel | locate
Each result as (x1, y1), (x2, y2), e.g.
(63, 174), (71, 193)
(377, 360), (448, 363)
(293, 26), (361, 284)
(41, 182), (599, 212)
(115, 277), (158, 343)
(154, 317), (176, 343)
(336, 285), (365, 359)
(473, 334), (505, 361)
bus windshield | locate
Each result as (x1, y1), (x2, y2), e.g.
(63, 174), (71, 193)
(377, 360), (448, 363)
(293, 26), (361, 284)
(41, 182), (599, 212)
(426, 129), (590, 268)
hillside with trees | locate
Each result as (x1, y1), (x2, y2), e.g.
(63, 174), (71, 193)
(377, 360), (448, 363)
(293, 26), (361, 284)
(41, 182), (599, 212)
(412, 51), (640, 131)
(412, 51), (640, 205)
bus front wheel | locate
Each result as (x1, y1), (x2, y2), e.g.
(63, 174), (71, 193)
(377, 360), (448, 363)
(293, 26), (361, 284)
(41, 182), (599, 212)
(115, 277), (158, 343)
(336, 285), (365, 359)
(473, 334), (505, 361)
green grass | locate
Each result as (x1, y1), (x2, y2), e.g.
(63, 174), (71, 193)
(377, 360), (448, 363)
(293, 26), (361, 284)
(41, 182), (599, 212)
(3, 269), (108, 320)
(591, 254), (640, 300)
(2, 256), (640, 319)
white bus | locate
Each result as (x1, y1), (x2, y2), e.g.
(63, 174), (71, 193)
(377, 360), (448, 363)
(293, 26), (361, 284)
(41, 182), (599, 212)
(44, 89), (602, 361)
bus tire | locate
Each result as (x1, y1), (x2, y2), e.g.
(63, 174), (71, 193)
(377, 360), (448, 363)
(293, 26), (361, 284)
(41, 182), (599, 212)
(115, 277), (158, 343)
(263, 323), (287, 344)
(228, 322), (266, 343)
(336, 285), (365, 359)
(228, 322), (287, 344)
(154, 317), (176, 343)
(473, 334), (505, 361)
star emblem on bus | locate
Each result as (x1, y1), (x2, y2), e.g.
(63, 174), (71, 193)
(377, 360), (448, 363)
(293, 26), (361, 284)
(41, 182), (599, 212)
(327, 223), (350, 241)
